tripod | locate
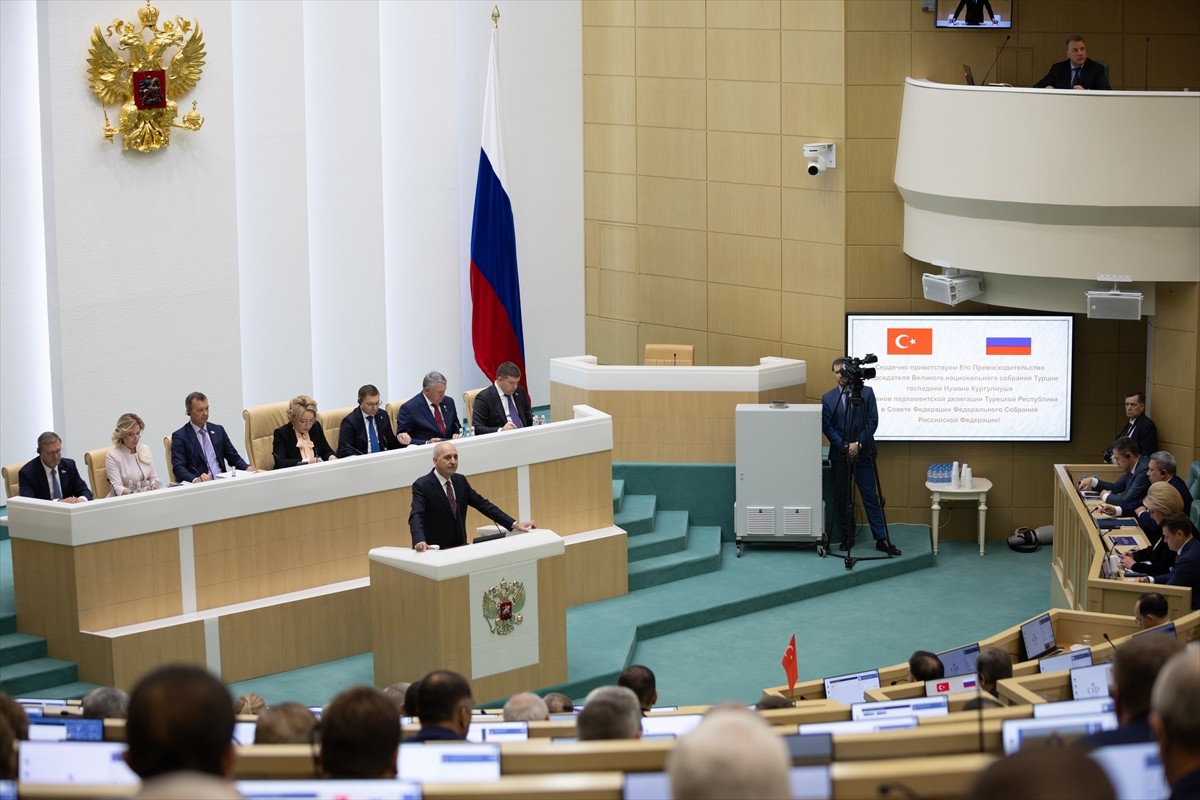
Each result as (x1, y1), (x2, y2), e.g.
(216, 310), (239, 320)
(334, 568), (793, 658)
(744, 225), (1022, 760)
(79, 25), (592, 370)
(817, 380), (897, 570)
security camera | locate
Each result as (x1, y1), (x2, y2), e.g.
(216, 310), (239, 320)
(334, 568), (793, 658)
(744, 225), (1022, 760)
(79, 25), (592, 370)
(802, 143), (836, 177)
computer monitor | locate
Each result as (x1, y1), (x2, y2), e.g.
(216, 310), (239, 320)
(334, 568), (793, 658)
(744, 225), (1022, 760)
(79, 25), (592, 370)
(232, 721), (257, 745)
(26, 718), (104, 742)
(1033, 697), (1116, 719)
(466, 720), (529, 743)
(623, 767), (832, 800)
(237, 780), (422, 799)
(1134, 621), (1177, 639)
(823, 669), (881, 706)
(925, 673), (980, 697)
(18, 741), (139, 785)
(1001, 713), (1117, 754)
(851, 696), (949, 721)
(1089, 742), (1170, 800)
(780, 732), (834, 765)
(641, 714), (703, 739)
(937, 643), (981, 677)
(397, 743), (500, 783)
(1071, 662), (1114, 700)
(798, 717), (919, 735)
(1021, 613), (1058, 660)
(1040, 648), (1092, 674)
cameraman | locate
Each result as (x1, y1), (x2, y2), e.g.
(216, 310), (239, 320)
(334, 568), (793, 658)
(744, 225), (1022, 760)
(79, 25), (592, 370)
(821, 357), (901, 556)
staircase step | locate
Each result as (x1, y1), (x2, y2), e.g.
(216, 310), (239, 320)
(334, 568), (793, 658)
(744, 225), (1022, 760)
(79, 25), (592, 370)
(627, 510), (690, 562)
(0, 613), (15, 637)
(17, 681), (100, 701)
(0, 632), (47, 666)
(628, 526), (723, 591)
(612, 480), (625, 514)
(614, 495), (656, 537)
(0, 657), (80, 696)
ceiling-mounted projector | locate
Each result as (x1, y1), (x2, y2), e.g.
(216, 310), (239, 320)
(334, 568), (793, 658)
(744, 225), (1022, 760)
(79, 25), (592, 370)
(922, 272), (983, 306)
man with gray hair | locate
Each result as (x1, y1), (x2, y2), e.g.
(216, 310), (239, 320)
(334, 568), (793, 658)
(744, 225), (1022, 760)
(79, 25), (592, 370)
(502, 692), (549, 722)
(1150, 649), (1200, 798)
(667, 708), (791, 800)
(396, 371), (462, 445)
(81, 686), (129, 719)
(576, 686), (641, 741)
(18, 432), (92, 502)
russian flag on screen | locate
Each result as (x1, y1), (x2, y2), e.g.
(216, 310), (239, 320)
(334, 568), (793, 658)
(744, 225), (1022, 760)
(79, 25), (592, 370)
(469, 28), (526, 386)
(985, 336), (1032, 355)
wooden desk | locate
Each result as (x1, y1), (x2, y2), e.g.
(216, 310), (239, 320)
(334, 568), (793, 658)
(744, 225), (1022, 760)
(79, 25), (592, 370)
(926, 478), (992, 555)
(6, 406), (618, 688)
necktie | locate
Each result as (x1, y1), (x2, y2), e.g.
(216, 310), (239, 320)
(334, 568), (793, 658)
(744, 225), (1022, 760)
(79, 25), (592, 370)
(506, 395), (524, 428)
(367, 415), (379, 453)
(198, 427), (221, 476)
(445, 479), (458, 518)
(1071, 67), (1080, 86)
(50, 469), (62, 500)
(433, 403), (447, 436)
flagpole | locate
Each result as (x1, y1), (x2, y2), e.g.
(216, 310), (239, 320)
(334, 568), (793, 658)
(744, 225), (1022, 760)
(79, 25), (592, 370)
(492, 5), (499, 28)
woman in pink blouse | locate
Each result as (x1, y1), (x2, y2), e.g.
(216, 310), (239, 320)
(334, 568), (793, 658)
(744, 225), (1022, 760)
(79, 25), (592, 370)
(105, 412), (162, 495)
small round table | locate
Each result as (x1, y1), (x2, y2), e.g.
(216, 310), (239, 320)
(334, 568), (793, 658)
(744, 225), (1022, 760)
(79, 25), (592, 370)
(925, 478), (993, 556)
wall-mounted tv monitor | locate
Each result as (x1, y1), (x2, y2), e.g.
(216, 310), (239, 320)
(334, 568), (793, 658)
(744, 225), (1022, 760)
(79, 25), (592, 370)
(934, 0), (1013, 29)
(845, 314), (1073, 442)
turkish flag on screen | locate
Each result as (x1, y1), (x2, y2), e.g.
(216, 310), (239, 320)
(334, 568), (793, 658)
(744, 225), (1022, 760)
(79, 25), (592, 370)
(887, 328), (934, 355)
(782, 634), (798, 695)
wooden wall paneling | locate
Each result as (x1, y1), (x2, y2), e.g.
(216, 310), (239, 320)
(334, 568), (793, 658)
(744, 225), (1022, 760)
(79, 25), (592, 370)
(218, 588), (371, 683)
(846, 32), (911, 85)
(708, 284), (782, 341)
(637, 225), (708, 280)
(12, 539), (79, 642)
(707, 80), (781, 133)
(781, 291), (846, 349)
(845, 191), (903, 245)
(708, 232), (781, 290)
(585, 172), (638, 224)
(636, 127), (707, 180)
(781, 83), (845, 139)
(583, 0), (635, 27)
(706, 333), (783, 368)
(845, 245), (912, 300)
(1153, 328), (1198, 392)
(636, 0), (706, 28)
(586, 267), (600, 316)
(109, 623), (206, 690)
(845, 85), (902, 138)
(782, 240), (845, 297)
(584, 124), (637, 174)
(585, 316), (640, 365)
(781, 31), (846, 84)
(565, 533), (628, 605)
(707, 131), (781, 186)
(637, 274), (708, 329)
(781, 187), (845, 244)
(781, 345), (843, 400)
(844, 138), (897, 192)
(1129, 0), (1200, 35)
(708, 0), (782, 30)
(636, 27), (707, 78)
(75, 530), (182, 631)
(782, 0), (843, 31)
(845, 0), (911, 32)
(600, 221), (638, 273)
(529, 452), (615, 536)
(781, 136), (845, 191)
(707, 182), (781, 238)
(599, 269), (639, 322)
(637, 324), (711, 365)
(535, 554), (568, 680)
(636, 77), (707, 129)
(549, 382), (590, 422)
(706, 29), (781, 82)
(636, 176), (707, 230)
(583, 76), (636, 125)
(583, 26), (636, 76)
(462, 469), (519, 538)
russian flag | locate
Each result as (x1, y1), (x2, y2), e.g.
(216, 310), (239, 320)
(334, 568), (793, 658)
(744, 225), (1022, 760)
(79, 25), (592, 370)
(469, 27), (526, 387)
(985, 336), (1032, 355)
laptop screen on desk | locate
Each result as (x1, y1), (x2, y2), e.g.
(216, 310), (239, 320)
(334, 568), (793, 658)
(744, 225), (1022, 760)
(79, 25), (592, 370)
(1040, 648), (1092, 673)
(851, 696), (949, 721)
(397, 743), (500, 783)
(823, 669), (881, 705)
(937, 643), (981, 677)
(18, 741), (139, 785)
(1021, 613), (1057, 660)
(1071, 662), (1114, 700)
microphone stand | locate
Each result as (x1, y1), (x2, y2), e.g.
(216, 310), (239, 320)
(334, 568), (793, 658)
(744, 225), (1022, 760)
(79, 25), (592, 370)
(980, 34), (1010, 85)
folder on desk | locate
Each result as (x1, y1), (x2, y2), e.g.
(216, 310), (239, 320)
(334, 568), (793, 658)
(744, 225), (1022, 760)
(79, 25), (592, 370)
(1096, 518), (1137, 529)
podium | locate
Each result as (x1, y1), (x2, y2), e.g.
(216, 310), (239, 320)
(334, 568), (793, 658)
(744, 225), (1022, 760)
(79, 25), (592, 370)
(369, 531), (567, 701)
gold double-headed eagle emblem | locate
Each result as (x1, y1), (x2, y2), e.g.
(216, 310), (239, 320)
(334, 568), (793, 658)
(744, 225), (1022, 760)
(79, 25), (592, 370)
(87, 1), (205, 153)
(482, 578), (527, 636)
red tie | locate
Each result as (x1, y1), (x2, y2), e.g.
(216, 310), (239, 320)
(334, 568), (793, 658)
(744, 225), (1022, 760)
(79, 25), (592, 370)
(445, 479), (457, 517)
(433, 403), (447, 436)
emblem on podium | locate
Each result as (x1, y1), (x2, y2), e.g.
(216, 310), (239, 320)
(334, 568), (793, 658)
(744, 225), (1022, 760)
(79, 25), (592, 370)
(482, 578), (526, 636)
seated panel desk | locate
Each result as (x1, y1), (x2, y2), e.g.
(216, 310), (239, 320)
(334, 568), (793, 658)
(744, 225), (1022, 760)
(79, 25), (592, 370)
(549, 355), (806, 463)
(6, 405), (617, 689)
(1052, 464), (1192, 617)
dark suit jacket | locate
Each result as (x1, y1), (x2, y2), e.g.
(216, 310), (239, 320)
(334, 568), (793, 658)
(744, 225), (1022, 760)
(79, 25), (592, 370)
(408, 469), (515, 549)
(272, 420), (335, 468)
(337, 408), (403, 458)
(1104, 414), (1158, 464)
(1034, 59), (1111, 90)
(1158, 536), (1200, 609)
(396, 392), (461, 445)
(472, 384), (533, 435)
(18, 457), (93, 501)
(171, 422), (250, 482)
(821, 385), (880, 459)
(952, 0), (994, 25)
(1097, 456), (1150, 515)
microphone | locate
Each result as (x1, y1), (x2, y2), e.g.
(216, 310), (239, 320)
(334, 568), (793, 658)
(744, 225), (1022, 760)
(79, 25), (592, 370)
(342, 440), (366, 456)
(980, 34), (1011, 86)
(1103, 632), (1116, 658)
(1144, 37), (1150, 91)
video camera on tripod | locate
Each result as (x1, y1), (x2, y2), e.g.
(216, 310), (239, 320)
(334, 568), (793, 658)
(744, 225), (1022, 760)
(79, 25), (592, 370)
(838, 353), (878, 384)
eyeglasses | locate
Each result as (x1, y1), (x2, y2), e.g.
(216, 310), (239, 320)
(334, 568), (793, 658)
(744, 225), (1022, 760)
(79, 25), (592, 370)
(297, 417), (316, 426)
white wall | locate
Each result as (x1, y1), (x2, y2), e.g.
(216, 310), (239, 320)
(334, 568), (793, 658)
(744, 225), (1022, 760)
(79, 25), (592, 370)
(0, 0), (583, 499)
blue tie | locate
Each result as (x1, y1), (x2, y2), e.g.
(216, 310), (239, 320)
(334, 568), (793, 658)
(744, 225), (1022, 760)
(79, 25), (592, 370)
(506, 395), (524, 428)
(367, 415), (379, 453)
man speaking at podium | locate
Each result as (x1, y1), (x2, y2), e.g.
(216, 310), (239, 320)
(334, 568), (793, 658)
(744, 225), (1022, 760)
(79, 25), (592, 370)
(822, 358), (900, 556)
(409, 442), (535, 551)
